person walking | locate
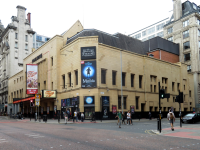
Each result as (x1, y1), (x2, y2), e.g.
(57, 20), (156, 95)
(167, 109), (175, 131)
(149, 112), (151, 120)
(122, 112), (126, 125)
(73, 110), (77, 122)
(81, 112), (84, 122)
(127, 110), (131, 125)
(115, 112), (119, 125)
(117, 111), (122, 128)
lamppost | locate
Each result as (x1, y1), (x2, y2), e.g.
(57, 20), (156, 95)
(120, 50), (123, 113)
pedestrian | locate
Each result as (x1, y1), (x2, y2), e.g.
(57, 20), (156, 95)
(117, 111), (122, 128)
(67, 110), (70, 121)
(78, 112), (81, 122)
(73, 110), (77, 122)
(122, 112), (126, 125)
(138, 113), (141, 121)
(127, 110), (131, 125)
(91, 111), (96, 123)
(167, 109), (175, 131)
(115, 112), (119, 125)
(149, 112), (151, 120)
(81, 112), (84, 122)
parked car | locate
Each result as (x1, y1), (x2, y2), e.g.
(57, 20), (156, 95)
(182, 113), (200, 123)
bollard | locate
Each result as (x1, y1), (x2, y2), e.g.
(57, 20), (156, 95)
(157, 119), (159, 131)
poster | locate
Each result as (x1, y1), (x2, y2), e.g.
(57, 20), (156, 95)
(81, 46), (96, 60)
(102, 96), (109, 105)
(81, 61), (96, 88)
(130, 106), (135, 114)
(41, 107), (43, 114)
(103, 106), (109, 119)
(54, 105), (57, 114)
(42, 90), (56, 98)
(112, 105), (117, 114)
(84, 96), (95, 105)
(71, 97), (78, 106)
(61, 99), (66, 108)
(26, 64), (38, 94)
(47, 106), (49, 114)
(66, 98), (71, 107)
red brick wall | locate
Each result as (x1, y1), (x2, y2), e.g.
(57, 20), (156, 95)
(147, 50), (179, 63)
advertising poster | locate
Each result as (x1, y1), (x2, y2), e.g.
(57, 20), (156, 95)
(26, 64), (38, 94)
(47, 106), (49, 114)
(61, 99), (66, 108)
(102, 96), (109, 105)
(81, 46), (96, 60)
(84, 96), (95, 105)
(71, 97), (78, 106)
(42, 90), (57, 98)
(103, 106), (109, 119)
(130, 106), (135, 114)
(81, 61), (96, 88)
(54, 105), (57, 114)
(66, 98), (71, 107)
(112, 105), (117, 114)
(41, 107), (43, 114)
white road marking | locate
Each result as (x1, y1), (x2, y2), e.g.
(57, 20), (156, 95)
(0, 141), (8, 143)
(0, 139), (5, 141)
(60, 145), (62, 146)
(50, 147), (53, 148)
(77, 142), (80, 143)
(85, 141), (88, 142)
(33, 136), (44, 138)
(177, 147), (179, 148)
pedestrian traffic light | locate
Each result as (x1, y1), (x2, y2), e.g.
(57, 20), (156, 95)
(30, 100), (34, 107)
(160, 89), (165, 99)
(175, 95), (180, 102)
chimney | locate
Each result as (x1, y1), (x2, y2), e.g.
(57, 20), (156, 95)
(173, 0), (182, 21)
(27, 13), (31, 26)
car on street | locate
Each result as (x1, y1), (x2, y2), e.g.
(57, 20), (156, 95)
(182, 113), (200, 123)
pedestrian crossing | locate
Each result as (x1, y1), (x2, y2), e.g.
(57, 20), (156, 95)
(25, 133), (44, 138)
(0, 137), (8, 144)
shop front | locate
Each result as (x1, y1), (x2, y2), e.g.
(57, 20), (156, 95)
(84, 96), (95, 119)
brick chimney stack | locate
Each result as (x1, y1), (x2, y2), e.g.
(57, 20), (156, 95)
(27, 13), (31, 26)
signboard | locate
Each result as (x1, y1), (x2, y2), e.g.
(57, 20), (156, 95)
(26, 64), (38, 94)
(71, 97), (78, 106)
(81, 46), (96, 60)
(112, 105), (117, 114)
(130, 106), (135, 114)
(41, 107), (43, 114)
(35, 94), (40, 106)
(54, 105), (57, 114)
(42, 90), (56, 98)
(84, 96), (95, 105)
(81, 61), (96, 88)
(102, 96), (109, 106)
(47, 106), (50, 114)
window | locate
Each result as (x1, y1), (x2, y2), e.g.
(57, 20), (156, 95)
(199, 41), (200, 48)
(25, 44), (28, 50)
(189, 90), (191, 97)
(177, 83), (180, 91)
(15, 33), (18, 39)
(167, 36), (173, 42)
(197, 19), (200, 25)
(147, 27), (155, 34)
(118, 96), (126, 109)
(157, 31), (164, 37)
(131, 74), (134, 87)
(25, 35), (28, 42)
(148, 34), (155, 40)
(101, 69), (106, 84)
(183, 20), (189, 27)
(68, 73), (71, 87)
(184, 53), (190, 61)
(75, 70), (78, 85)
(183, 41), (190, 50)
(183, 30), (189, 39)
(136, 97), (139, 109)
(62, 74), (65, 88)
(167, 27), (173, 34)
(165, 87), (167, 93)
(134, 33), (141, 39)
(149, 54), (154, 57)
(173, 97), (175, 102)
(172, 82), (175, 91)
(15, 42), (18, 48)
(45, 38), (50, 41)
(44, 81), (46, 89)
(154, 85), (156, 92)
(122, 73), (126, 86)
(139, 75), (143, 88)
(156, 23), (165, 31)
(142, 38), (147, 41)
(36, 36), (42, 41)
(187, 65), (191, 72)
(112, 71), (116, 85)
(142, 30), (146, 36)
(184, 85), (185, 90)
(51, 57), (53, 66)
(198, 30), (200, 36)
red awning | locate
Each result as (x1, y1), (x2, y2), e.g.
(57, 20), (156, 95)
(13, 97), (35, 104)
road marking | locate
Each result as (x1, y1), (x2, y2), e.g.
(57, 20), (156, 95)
(85, 141), (88, 142)
(77, 142), (80, 143)
(50, 147), (53, 148)
(60, 145), (62, 146)
(177, 147), (179, 148)
(0, 141), (8, 143)
(33, 136), (44, 138)
(69, 144), (71, 145)
(0, 139), (5, 141)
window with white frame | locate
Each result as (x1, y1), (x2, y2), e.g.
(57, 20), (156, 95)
(134, 33), (141, 39)
(183, 20), (189, 27)
(15, 33), (18, 39)
(25, 35), (28, 42)
(15, 42), (18, 48)
(167, 27), (173, 34)
(25, 44), (28, 50)
(148, 34), (155, 40)
(142, 30), (146, 36)
(187, 65), (191, 72)
(198, 19), (200, 25)
(183, 41), (190, 50)
(168, 36), (173, 42)
(183, 30), (189, 39)
(147, 27), (155, 35)
(157, 31), (164, 37)
(156, 23), (165, 31)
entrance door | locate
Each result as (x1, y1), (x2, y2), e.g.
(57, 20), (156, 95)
(84, 107), (94, 119)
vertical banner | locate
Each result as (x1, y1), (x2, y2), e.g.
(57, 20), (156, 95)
(81, 60), (96, 88)
(130, 106), (135, 114)
(54, 105), (57, 114)
(41, 107), (43, 114)
(112, 105), (117, 114)
(26, 64), (38, 94)
(47, 106), (49, 114)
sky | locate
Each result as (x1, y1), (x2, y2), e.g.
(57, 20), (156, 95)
(0, 0), (199, 37)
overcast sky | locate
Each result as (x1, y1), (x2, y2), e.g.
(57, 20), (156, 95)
(0, 0), (199, 37)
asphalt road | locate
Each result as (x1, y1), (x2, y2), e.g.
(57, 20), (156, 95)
(0, 117), (200, 150)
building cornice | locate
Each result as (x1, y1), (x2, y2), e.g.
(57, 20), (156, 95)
(0, 24), (17, 42)
(27, 30), (35, 35)
(16, 5), (26, 10)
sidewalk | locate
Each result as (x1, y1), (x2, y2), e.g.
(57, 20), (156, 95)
(152, 124), (200, 140)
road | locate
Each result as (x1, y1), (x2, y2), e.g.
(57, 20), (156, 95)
(0, 117), (200, 150)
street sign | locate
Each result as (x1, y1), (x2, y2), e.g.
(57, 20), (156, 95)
(35, 94), (41, 106)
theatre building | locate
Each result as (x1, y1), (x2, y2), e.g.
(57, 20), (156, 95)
(8, 21), (195, 119)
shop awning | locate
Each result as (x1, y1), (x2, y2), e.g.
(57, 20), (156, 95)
(13, 97), (35, 104)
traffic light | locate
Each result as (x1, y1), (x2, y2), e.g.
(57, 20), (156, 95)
(30, 100), (34, 107)
(179, 92), (183, 103)
(160, 89), (165, 99)
(175, 95), (180, 102)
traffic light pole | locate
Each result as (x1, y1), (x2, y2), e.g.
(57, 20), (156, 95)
(158, 82), (161, 133)
(179, 102), (182, 128)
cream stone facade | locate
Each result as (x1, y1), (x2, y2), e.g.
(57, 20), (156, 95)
(8, 21), (195, 119)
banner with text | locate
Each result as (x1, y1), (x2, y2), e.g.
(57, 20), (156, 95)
(26, 64), (38, 94)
